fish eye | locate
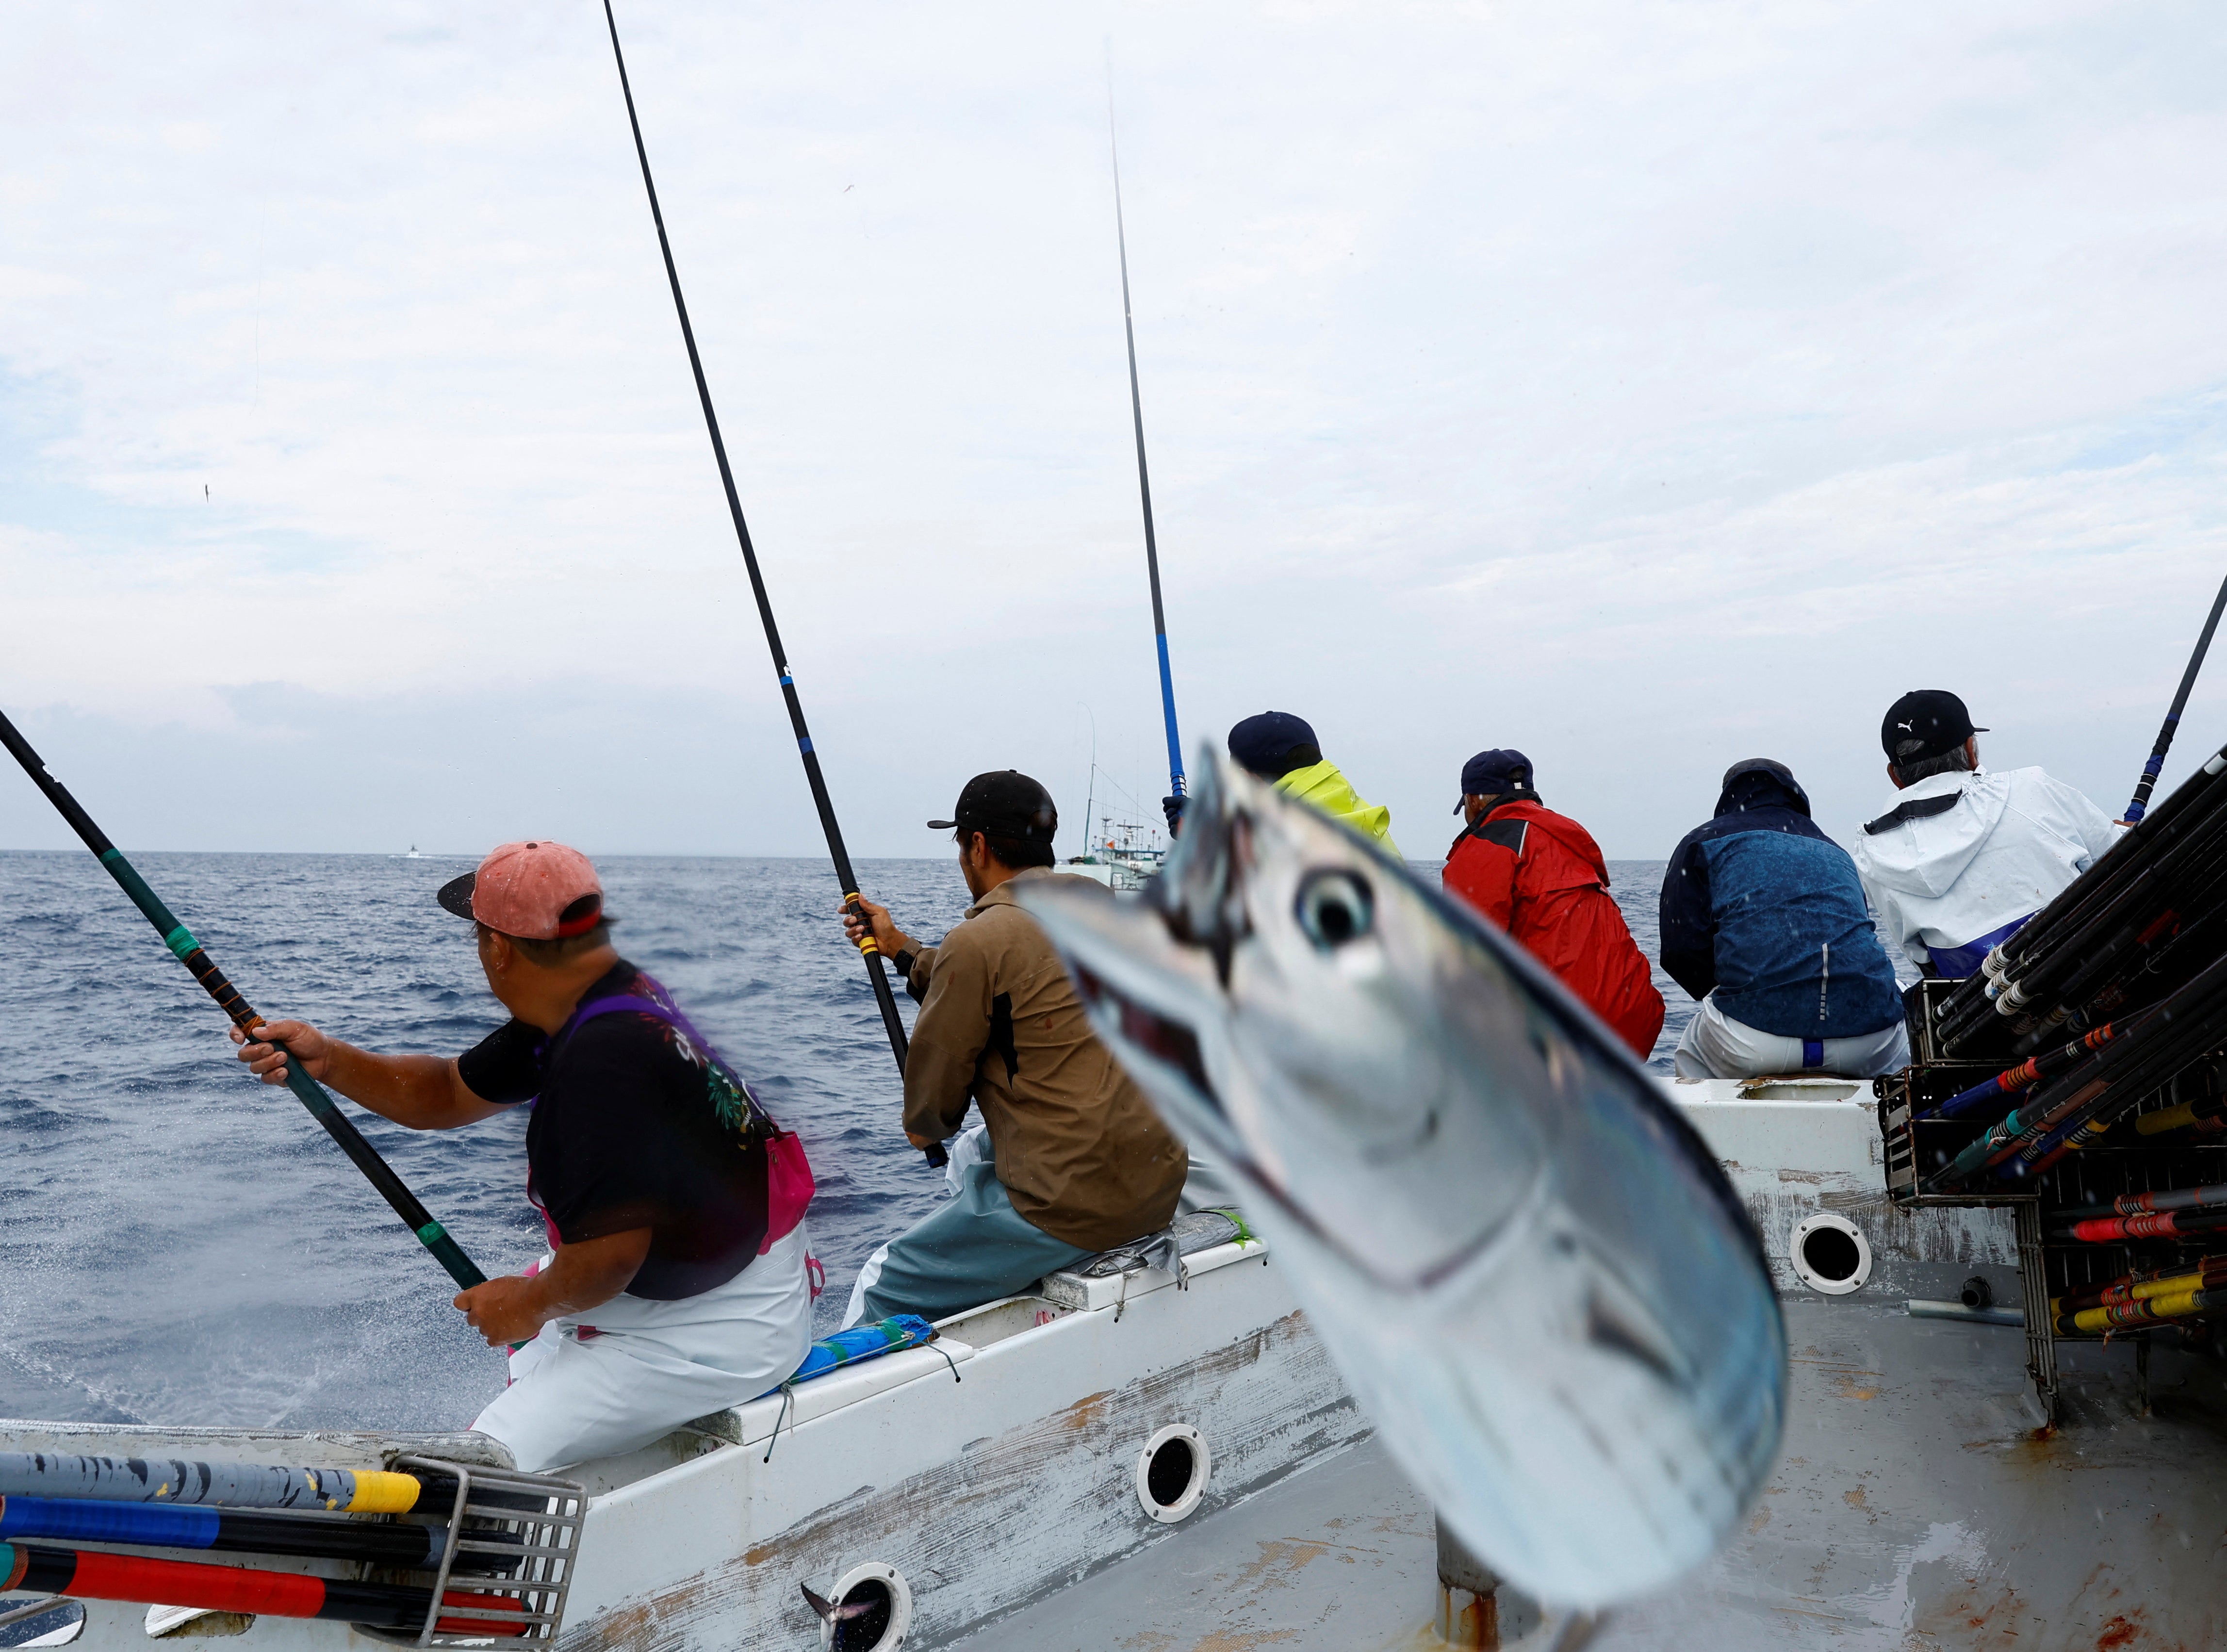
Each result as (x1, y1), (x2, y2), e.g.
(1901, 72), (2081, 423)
(1294, 870), (1375, 950)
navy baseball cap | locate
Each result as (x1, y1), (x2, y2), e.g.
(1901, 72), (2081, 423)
(1882, 690), (1986, 764)
(1228, 712), (1320, 779)
(1457, 749), (1537, 811)
(1718, 758), (1811, 818)
(929, 770), (1058, 841)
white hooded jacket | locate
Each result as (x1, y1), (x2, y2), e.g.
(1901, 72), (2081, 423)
(1851, 766), (2122, 975)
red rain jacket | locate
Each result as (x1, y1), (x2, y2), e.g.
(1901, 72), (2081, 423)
(1443, 799), (1666, 1060)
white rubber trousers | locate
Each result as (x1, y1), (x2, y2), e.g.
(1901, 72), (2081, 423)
(471, 1223), (813, 1473)
(1672, 994), (1910, 1080)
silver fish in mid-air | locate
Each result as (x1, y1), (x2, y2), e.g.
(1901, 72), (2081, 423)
(1015, 751), (1784, 1607)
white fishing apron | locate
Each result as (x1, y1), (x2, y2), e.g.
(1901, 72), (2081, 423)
(471, 1222), (813, 1473)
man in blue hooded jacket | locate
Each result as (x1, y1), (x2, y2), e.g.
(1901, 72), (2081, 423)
(1659, 759), (1909, 1079)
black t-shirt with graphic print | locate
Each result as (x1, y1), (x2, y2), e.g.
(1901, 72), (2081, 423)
(457, 962), (769, 1301)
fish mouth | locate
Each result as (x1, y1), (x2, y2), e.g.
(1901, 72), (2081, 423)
(1064, 958), (1222, 1117)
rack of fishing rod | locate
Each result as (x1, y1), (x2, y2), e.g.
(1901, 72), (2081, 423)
(0, 1449), (582, 1645)
(1883, 739), (2227, 1408)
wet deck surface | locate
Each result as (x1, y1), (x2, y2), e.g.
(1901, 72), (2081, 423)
(950, 1299), (2227, 1652)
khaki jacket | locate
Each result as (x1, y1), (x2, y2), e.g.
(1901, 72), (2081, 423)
(900, 867), (1187, 1251)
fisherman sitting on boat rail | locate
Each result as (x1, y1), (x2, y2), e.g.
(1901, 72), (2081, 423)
(1441, 749), (1665, 1059)
(1659, 759), (1909, 1079)
(1852, 689), (2122, 979)
(1165, 711), (1399, 851)
(233, 840), (812, 1473)
(840, 770), (1188, 1326)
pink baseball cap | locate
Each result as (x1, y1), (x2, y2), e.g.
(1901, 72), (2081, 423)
(436, 841), (607, 940)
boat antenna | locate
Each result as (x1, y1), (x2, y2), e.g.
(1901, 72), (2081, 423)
(0, 707), (489, 1292)
(1107, 60), (1186, 809)
(2123, 572), (2227, 823)
(599, 5), (939, 1162)
(1079, 703), (1097, 860)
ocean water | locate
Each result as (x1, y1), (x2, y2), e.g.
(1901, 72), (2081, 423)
(0, 851), (1689, 1436)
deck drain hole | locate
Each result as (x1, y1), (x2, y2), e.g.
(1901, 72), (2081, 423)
(819, 1563), (911, 1652)
(1790, 1212), (1871, 1296)
(1137, 1424), (1210, 1523)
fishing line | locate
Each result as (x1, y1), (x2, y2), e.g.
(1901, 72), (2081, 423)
(599, 3), (940, 1166)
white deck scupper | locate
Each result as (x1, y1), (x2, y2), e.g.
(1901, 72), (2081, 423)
(1667, 1075), (2017, 1297)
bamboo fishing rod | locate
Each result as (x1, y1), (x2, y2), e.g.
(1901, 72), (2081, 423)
(1107, 74), (1187, 814)
(0, 709), (487, 1291)
(2124, 572), (2227, 823)
(598, 3), (941, 1165)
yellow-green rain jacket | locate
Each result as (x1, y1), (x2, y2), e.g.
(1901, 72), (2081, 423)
(1277, 760), (1399, 856)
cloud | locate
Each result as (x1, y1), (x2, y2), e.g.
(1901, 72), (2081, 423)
(4, 0), (2227, 859)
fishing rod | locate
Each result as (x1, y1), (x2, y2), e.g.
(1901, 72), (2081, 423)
(598, 3), (942, 1167)
(2051, 1254), (2227, 1316)
(0, 1543), (524, 1636)
(0, 1451), (417, 1511)
(1938, 743), (2227, 1052)
(0, 1495), (497, 1572)
(0, 709), (487, 1292)
(2053, 1286), (2226, 1337)
(1107, 72), (1186, 818)
(1950, 743), (2227, 1022)
(1928, 950), (2227, 1191)
(2124, 572), (2227, 823)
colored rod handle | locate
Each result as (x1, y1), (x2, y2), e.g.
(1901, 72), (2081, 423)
(0, 707), (485, 1292)
(845, 894), (940, 1171)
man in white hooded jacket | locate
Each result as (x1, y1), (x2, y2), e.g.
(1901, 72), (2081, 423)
(1852, 690), (2122, 978)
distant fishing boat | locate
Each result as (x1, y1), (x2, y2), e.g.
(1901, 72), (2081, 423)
(393, 846), (427, 861)
(1062, 816), (1168, 893)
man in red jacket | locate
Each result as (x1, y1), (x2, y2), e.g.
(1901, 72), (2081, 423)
(1442, 750), (1666, 1060)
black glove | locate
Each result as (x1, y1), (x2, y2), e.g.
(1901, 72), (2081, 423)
(1162, 794), (1187, 836)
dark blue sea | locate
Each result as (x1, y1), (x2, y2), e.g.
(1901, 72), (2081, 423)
(0, 852), (1689, 1434)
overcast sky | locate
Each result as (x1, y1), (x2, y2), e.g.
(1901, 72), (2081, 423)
(5, 2), (2226, 868)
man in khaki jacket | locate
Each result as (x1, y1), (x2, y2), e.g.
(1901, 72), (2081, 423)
(838, 770), (1187, 1325)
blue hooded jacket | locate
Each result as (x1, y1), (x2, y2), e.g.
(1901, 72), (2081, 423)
(1658, 761), (1903, 1040)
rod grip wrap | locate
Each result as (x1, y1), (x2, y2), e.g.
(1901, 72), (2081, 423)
(97, 848), (185, 935)
(423, 1232), (488, 1292)
(346, 1472), (422, 1515)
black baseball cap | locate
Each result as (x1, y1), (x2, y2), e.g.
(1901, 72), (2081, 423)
(1228, 712), (1320, 780)
(929, 770), (1059, 841)
(1457, 749), (1537, 811)
(1882, 690), (1987, 764)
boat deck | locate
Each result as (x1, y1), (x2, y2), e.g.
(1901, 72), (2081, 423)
(954, 1297), (2227, 1652)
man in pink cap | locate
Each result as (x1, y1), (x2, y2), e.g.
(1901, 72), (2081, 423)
(233, 840), (814, 1473)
